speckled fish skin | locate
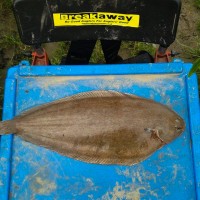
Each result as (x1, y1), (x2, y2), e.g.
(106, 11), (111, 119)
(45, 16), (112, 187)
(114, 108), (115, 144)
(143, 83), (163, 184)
(0, 90), (185, 165)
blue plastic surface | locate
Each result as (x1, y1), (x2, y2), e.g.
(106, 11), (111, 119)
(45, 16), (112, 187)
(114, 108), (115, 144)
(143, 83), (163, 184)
(0, 61), (200, 200)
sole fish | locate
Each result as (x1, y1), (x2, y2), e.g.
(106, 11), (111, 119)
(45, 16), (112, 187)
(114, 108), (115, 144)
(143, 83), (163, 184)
(0, 90), (185, 165)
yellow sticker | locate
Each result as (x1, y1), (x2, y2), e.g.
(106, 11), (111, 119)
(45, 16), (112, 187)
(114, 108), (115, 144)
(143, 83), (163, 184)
(53, 12), (140, 28)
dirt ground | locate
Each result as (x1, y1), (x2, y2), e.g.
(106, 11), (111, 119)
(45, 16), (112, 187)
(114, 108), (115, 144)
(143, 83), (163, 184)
(171, 0), (200, 62)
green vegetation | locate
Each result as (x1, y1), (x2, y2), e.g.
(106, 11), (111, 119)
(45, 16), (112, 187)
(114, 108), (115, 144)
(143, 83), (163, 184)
(188, 1), (200, 76)
(51, 42), (70, 65)
(197, 21), (200, 32)
(186, 43), (200, 76)
(189, 58), (200, 76)
(194, 0), (200, 9)
(90, 41), (105, 63)
(0, 33), (31, 66)
(0, 0), (12, 12)
(120, 41), (156, 57)
(0, 0), (31, 67)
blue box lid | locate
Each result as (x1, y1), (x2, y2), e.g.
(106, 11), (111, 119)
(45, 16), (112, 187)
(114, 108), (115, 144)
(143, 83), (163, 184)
(0, 61), (200, 200)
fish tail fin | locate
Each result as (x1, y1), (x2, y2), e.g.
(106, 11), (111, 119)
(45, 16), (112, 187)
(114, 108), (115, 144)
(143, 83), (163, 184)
(0, 120), (16, 135)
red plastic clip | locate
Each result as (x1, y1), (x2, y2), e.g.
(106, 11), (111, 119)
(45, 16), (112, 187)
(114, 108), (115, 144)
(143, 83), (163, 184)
(154, 50), (171, 63)
(32, 48), (49, 66)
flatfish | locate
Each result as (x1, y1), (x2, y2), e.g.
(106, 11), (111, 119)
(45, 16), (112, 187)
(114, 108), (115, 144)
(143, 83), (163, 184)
(0, 90), (185, 165)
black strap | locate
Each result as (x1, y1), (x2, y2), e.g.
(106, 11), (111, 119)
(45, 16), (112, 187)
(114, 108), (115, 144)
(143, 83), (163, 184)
(64, 40), (122, 64)
(64, 40), (96, 65)
(101, 40), (122, 64)
(119, 51), (154, 64)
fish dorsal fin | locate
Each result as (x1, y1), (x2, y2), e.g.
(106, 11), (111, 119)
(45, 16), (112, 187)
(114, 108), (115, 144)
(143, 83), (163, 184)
(124, 93), (141, 99)
(67, 90), (125, 99)
(17, 90), (140, 118)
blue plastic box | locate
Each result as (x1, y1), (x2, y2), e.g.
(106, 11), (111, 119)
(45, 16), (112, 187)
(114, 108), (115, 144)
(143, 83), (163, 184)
(0, 61), (200, 200)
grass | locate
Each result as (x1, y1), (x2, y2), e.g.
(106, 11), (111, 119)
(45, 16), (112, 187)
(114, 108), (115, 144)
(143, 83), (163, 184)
(195, 0), (200, 9)
(51, 42), (70, 65)
(0, 0), (31, 67)
(195, 0), (200, 79)
(120, 41), (156, 57)
(0, 33), (31, 66)
(90, 41), (105, 63)
(0, 0), (12, 13)
(197, 21), (200, 33)
(183, 43), (200, 85)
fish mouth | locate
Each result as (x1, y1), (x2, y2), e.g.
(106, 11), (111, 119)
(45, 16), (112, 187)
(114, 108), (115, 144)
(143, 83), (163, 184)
(175, 117), (185, 134)
(175, 126), (185, 135)
(175, 125), (184, 131)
